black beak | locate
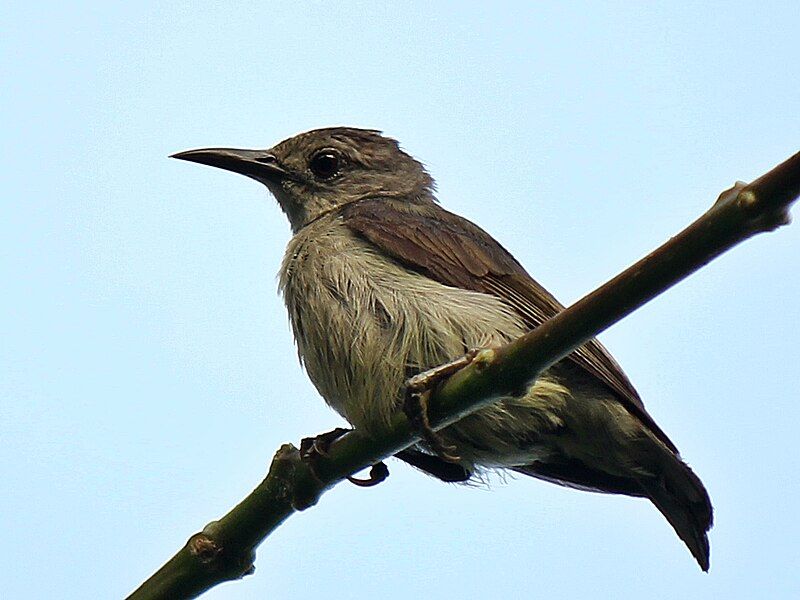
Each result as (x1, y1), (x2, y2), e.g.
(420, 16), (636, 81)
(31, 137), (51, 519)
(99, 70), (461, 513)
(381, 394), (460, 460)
(170, 147), (287, 181)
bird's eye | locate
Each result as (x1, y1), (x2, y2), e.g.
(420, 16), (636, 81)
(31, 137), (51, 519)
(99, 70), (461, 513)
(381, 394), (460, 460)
(309, 150), (341, 179)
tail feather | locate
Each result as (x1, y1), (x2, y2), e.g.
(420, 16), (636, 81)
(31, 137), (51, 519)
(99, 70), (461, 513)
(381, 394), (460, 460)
(515, 453), (713, 570)
(638, 458), (713, 571)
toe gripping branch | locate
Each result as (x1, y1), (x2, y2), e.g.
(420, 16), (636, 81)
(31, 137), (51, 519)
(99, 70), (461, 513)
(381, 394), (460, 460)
(299, 350), (479, 489)
(403, 350), (481, 464)
(300, 428), (389, 487)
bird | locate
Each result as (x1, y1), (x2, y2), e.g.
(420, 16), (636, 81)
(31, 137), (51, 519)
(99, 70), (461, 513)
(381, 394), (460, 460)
(172, 127), (713, 570)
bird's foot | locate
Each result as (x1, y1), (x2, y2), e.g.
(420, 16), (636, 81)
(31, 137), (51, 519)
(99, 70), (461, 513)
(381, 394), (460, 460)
(403, 389), (460, 462)
(300, 427), (390, 488)
(404, 349), (481, 463)
(300, 427), (351, 459)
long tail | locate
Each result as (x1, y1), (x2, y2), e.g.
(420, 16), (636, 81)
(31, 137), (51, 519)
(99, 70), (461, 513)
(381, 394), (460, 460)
(514, 452), (713, 570)
(638, 456), (713, 571)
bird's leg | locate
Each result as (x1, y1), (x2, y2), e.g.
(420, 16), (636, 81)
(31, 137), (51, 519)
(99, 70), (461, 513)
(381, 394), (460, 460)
(404, 388), (460, 462)
(300, 427), (390, 488)
(404, 349), (481, 463)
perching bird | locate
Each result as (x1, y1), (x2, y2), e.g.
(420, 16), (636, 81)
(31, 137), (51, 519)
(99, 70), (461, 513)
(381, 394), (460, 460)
(172, 127), (713, 570)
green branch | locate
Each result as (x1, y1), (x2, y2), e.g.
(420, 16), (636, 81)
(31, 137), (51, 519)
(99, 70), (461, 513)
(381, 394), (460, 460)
(127, 150), (800, 600)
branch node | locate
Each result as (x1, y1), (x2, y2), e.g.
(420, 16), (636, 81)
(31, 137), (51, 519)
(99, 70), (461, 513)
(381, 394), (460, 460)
(275, 445), (325, 511)
(472, 348), (496, 372)
(715, 180), (793, 233)
(714, 181), (747, 208)
(188, 534), (222, 564)
(737, 187), (792, 232)
(186, 532), (256, 579)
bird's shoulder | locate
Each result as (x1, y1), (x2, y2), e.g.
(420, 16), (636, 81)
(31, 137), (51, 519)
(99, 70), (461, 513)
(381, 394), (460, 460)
(341, 196), (524, 280)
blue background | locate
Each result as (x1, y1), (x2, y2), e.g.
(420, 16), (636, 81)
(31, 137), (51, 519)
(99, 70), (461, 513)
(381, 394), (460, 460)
(3, 3), (799, 598)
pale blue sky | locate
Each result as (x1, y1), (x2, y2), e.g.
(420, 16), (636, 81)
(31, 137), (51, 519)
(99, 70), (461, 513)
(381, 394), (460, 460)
(3, 2), (799, 599)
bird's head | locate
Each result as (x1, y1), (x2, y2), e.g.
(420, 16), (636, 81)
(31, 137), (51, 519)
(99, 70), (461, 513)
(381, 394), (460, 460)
(172, 127), (435, 232)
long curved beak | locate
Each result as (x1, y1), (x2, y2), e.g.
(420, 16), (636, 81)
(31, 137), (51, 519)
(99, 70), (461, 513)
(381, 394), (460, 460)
(170, 147), (287, 181)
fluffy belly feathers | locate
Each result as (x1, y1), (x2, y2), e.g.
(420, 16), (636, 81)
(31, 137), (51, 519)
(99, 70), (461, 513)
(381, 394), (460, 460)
(279, 217), (571, 468)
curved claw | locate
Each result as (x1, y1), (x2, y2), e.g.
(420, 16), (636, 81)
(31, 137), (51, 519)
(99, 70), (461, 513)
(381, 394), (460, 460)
(347, 462), (390, 487)
(300, 427), (351, 460)
(299, 427), (353, 486)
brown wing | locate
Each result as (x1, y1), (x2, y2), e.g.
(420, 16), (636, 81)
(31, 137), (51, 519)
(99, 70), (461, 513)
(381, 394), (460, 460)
(341, 197), (677, 452)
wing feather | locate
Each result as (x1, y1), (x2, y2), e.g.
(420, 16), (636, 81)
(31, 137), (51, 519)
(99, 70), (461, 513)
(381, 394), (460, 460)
(341, 198), (677, 452)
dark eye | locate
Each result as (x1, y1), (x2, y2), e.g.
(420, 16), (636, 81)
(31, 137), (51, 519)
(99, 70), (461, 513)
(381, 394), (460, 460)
(309, 149), (341, 179)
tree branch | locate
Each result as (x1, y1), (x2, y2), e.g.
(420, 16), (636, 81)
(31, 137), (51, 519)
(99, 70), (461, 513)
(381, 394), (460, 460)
(127, 151), (800, 600)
